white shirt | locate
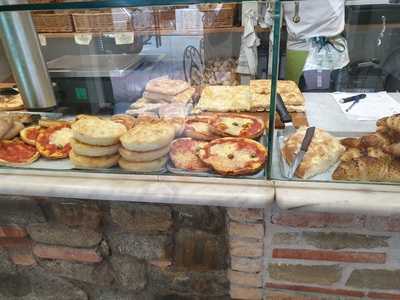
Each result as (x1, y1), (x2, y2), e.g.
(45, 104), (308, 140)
(284, 0), (345, 51)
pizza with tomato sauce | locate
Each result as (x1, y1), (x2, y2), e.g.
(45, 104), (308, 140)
(183, 115), (219, 141)
(169, 138), (210, 172)
(36, 125), (73, 159)
(20, 126), (42, 146)
(0, 139), (39, 166)
(198, 137), (267, 176)
(210, 113), (265, 139)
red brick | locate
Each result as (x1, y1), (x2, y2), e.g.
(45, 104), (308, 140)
(367, 216), (400, 233)
(266, 283), (365, 297)
(368, 292), (400, 300)
(272, 249), (386, 264)
(272, 211), (364, 228)
(0, 237), (32, 248)
(33, 244), (102, 263)
(0, 225), (27, 238)
(9, 252), (36, 266)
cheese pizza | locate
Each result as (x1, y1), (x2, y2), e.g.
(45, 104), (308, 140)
(36, 125), (72, 159)
(0, 139), (39, 166)
(184, 115), (219, 141)
(198, 137), (267, 176)
(169, 138), (210, 171)
(210, 113), (265, 139)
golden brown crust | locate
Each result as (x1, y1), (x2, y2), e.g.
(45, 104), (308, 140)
(383, 143), (400, 157)
(38, 119), (72, 128)
(111, 114), (136, 130)
(340, 137), (361, 149)
(20, 126), (41, 146)
(118, 156), (167, 172)
(0, 94), (24, 111)
(71, 138), (120, 157)
(119, 145), (170, 162)
(184, 116), (219, 141)
(69, 151), (119, 169)
(198, 137), (267, 176)
(209, 113), (265, 139)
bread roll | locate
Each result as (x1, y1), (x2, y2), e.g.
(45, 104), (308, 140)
(69, 151), (119, 169)
(119, 145), (170, 162)
(118, 156), (167, 172)
(71, 138), (120, 157)
(2, 121), (24, 140)
(0, 117), (14, 139)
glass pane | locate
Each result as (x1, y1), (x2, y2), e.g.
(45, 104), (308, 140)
(0, 1), (278, 180)
(270, 0), (400, 186)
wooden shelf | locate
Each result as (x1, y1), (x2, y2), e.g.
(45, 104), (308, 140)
(40, 26), (269, 38)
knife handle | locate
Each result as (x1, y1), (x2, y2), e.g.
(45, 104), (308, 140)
(300, 126), (316, 152)
(276, 93), (292, 124)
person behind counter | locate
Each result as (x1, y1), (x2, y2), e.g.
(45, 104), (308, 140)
(283, 0), (348, 88)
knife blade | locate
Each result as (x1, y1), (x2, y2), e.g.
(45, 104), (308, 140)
(288, 126), (316, 179)
(276, 93), (296, 136)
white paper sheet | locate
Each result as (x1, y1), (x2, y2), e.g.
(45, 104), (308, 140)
(332, 92), (400, 121)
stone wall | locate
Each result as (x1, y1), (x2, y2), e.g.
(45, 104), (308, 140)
(0, 195), (229, 300)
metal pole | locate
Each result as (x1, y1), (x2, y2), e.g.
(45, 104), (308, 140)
(0, 9), (57, 111)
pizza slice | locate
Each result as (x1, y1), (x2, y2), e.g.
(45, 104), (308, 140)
(0, 139), (39, 166)
(169, 138), (210, 171)
(36, 125), (73, 159)
(184, 115), (219, 141)
(210, 113), (265, 139)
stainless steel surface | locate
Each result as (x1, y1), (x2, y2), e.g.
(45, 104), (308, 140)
(0, 9), (57, 110)
(47, 54), (147, 78)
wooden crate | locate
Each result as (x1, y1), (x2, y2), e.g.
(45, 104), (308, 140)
(32, 11), (74, 33)
(72, 9), (132, 33)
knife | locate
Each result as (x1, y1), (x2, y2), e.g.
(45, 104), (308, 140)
(287, 126), (316, 179)
(276, 93), (295, 135)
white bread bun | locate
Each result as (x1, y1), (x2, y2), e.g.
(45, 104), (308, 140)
(118, 156), (167, 172)
(120, 120), (175, 152)
(71, 138), (120, 157)
(69, 151), (119, 169)
(119, 145), (170, 162)
(72, 117), (127, 146)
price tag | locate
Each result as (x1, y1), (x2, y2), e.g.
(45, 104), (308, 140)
(74, 33), (92, 45)
(114, 32), (134, 45)
(38, 34), (47, 46)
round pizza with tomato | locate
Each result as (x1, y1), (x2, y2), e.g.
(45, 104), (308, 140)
(198, 137), (267, 176)
(0, 139), (39, 166)
(183, 115), (219, 141)
(36, 125), (73, 159)
(20, 126), (42, 146)
(210, 113), (265, 139)
(169, 138), (210, 172)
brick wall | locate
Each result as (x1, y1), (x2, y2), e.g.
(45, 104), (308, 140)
(265, 205), (400, 300)
(0, 195), (229, 300)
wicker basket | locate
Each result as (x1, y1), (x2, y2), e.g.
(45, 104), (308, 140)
(72, 9), (132, 33)
(32, 11), (74, 33)
(132, 8), (176, 31)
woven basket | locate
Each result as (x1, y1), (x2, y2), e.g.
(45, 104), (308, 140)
(32, 11), (74, 33)
(72, 9), (132, 33)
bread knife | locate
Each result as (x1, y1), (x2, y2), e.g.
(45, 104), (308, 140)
(276, 93), (295, 136)
(287, 126), (316, 179)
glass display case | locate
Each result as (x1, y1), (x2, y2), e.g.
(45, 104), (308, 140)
(0, 0), (399, 193)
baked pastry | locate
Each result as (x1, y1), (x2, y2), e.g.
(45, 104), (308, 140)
(36, 125), (72, 159)
(118, 156), (167, 172)
(71, 138), (120, 157)
(0, 116), (14, 138)
(340, 147), (363, 162)
(145, 77), (190, 96)
(341, 137), (361, 149)
(282, 127), (345, 179)
(210, 113), (265, 139)
(169, 138), (210, 171)
(198, 137), (267, 176)
(196, 86), (251, 112)
(383, 143), (400, 157)
(333, 156), (400, 182)
(2, 121), (24, 140)
(184, 115), (219, 141)
(20, 126), (42, 146)
(0, 139), (39, 166)
(72, 117), (127, 146)
(111, 114), (136, 130)
(0, 94), (24, 111)
(119, 145), (170, 162)
(38, 119), (72, 128)
(164, 117), (185, 137)
(120, 119), (175, 152)
(250, 79), (271, 95)
(143, 87), (195, 104)
(380, 114), (400, 133)
(70, 151), (119, 169)
(359, 132), (393, 148)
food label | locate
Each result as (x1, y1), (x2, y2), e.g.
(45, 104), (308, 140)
(114, 32), (134, 45)
(38, 34), (47, 46)
(74, 33), (92, 45)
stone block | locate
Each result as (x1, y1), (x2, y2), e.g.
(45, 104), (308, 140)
(0, 196), (45, 225)
(38, 259), (114, 287)
(0, 248), (16, 274)
(230, 286), (263, 299)
(50, 201), (102, 229)
(366, 216), (400, 233)
(174, 205), (226, 233)
(272, 233), (300, 245)
(346, 269), (400, 289)
(230, 239), (263, 258)
(109, 255), (147, 291)
(227, 208), (263, 223)
(27, 223), (102, 248)
(33, 244), (102, 263)
(229, 222), (264, 240)
(228, 270), (262, 287)
(231, 257), (262, 273)
(108, 233), (171, 260)
(175, 229), (226, 271)
(0, 225), (27, 238)
(75, 284), (155, 300)
(268, 264), (342, 285)
(110, 203), (172, 233)
(0, 273), (32, 298)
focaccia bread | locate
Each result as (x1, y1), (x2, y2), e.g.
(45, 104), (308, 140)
(0, 116), (14, 138)
(119, 145), (170, 162)
(282, 127), (345, 179)
(143, 87), (195, 104)
(70, 151), (120, 169)
(118, 156), (167, 172)
(145, 77), (190, 96)
(210, 113), (265, 139)
(2, 121), (24, 140)
(72, 117), (127, 146)
(196, 86), (251, 112)
(71, 138), (120, 157)
(250, 79), (271, 95)
(0, 94), (24, 111)
(111, 114), (136, 130)
(120, 119), (175, 152)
